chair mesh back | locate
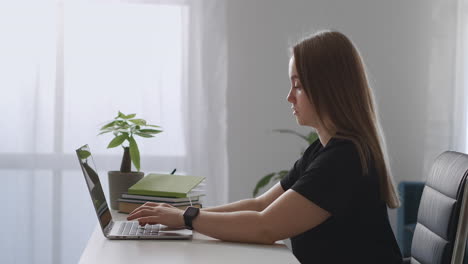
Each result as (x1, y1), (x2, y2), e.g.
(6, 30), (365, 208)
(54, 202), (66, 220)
(410, 151), (468, 264)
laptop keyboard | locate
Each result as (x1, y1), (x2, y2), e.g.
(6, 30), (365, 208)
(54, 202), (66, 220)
(118, 221), (159, 236)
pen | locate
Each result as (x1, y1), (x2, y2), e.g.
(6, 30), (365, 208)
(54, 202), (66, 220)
(170, 168), (177, 175)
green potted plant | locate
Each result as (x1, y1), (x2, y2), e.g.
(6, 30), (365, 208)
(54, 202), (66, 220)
(253, 129), (318, 197)
(99, 111), (162, 209)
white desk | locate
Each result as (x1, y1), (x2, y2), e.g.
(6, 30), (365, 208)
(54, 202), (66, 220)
(79, 211), (299, 264)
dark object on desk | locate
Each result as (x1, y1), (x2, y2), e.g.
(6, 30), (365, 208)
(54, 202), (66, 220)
(397, 181), (425, 257)
(401, 151), (468, 264)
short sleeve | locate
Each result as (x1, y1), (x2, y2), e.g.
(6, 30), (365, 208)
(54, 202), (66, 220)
(280, 159), (301, 191)
(291, 141), (362, 216)
(280, 140), (321, 192)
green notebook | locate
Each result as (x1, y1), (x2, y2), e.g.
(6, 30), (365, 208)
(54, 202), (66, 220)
(128, 174), (205, 198)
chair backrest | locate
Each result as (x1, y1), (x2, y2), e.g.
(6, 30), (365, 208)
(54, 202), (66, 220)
(410, 151), (468, 264)
(451, 176), (468, 264)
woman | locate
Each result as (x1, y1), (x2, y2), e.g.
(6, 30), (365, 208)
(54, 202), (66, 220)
(127, 30), (403, 263)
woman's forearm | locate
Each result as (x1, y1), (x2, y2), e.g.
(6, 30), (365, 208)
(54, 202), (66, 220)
(201, 198), (261, 213)
(192, 210), (274, 244)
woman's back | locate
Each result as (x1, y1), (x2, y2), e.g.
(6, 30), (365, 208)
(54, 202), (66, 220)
(281, 138), (402, 263)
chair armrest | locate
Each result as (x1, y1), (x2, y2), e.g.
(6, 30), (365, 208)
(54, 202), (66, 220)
(398, 181), (425, 224)
(402, 257), (411, 264)
(397, 181), (425, 257)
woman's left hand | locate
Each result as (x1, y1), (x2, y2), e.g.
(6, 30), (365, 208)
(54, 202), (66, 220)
(126, 202), (185, 228)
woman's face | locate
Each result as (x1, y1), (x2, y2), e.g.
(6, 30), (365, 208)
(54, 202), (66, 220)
(287, 56), (318, 127)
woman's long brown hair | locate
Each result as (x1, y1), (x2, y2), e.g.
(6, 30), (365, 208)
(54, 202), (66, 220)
(293, 30), (400, 208)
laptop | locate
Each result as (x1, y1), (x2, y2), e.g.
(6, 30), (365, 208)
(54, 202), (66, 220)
(76, 144), (192, 240)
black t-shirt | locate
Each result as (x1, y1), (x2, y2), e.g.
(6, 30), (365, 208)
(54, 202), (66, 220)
(280, 137), (402, 264)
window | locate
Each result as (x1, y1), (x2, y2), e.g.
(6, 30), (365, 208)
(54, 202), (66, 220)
(64, 1), (187, 157)
(0, 1), (188, 263)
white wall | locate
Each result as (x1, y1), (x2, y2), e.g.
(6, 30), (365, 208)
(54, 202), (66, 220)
(224, 0), (456, 228)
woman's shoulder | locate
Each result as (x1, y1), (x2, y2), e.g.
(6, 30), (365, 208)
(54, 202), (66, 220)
(310, 137), (362, 171)
(323, 137), (359, 156)
(302, 137), (358, 161)
(326, 137), (354, 147)
(302, 137), (323, 156)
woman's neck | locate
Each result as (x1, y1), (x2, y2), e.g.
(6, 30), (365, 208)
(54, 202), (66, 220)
(315, 127), (333, 147)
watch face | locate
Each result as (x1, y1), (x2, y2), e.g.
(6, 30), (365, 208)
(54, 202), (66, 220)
(185, 206), (199, 217)
(184, 206), (200, 230)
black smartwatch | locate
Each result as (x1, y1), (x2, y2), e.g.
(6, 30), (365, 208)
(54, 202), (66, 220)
(183, 206), (200, 230)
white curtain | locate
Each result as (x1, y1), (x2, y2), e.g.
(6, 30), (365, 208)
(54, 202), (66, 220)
(183, 0), (229, 207)
(0, 0), (228, 263)
(422, 0), (468, 176)
(453, 0), (468, 152)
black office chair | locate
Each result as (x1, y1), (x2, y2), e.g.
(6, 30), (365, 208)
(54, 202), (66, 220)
(403, 151), (468, 264)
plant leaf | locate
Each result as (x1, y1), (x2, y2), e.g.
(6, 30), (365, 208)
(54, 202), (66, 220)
(98, 130), (113, 135)
(115, 120), (126, 126)
(146, 124), (161, 128)
(124, 113), (136, 119)
(307, 131), (319, 144)
(116, 128), (130, 133)
(253, 173), (275, 197)
(100, 121), (117, 131)
(119, 123), (130, 130)
(129, 119), (147, 126)
(273, 129), (309, 143)
(77, 150), (91, 160)
(109, 122), (125, 131)
(128, 136), (140, 171)
(135, 132), (154, 138)
(273, 170), (289, 181)
(139, 129), (162, 134)
(107, 134), (127, 148)
(117, 111), (126, 119)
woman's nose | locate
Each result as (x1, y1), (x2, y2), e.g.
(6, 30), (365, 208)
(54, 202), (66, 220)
(287, 89), (294, 103)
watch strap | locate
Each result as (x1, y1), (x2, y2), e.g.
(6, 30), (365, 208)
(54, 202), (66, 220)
(183, 206), (200, 230)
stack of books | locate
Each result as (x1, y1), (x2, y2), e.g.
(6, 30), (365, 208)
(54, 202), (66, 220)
(118, 173), (205, 214)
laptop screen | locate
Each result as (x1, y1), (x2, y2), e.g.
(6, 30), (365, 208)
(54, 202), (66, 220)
(76, 145), (112, 231)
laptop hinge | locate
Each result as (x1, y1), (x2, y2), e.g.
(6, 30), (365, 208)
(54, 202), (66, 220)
(103, 220), (114, 237)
